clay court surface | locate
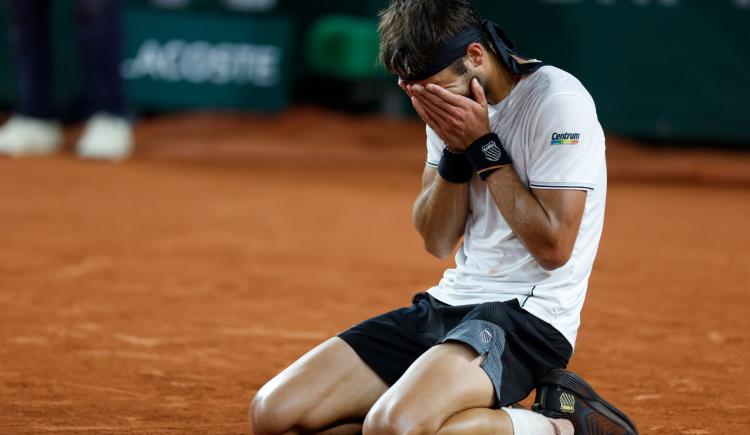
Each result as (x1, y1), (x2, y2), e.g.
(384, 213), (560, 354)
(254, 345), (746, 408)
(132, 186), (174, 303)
(0, 109), (748, 434)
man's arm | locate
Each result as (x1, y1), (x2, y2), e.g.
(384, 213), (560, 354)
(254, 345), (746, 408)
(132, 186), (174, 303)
(412, 165), (470, 259)
(412, 80), (586, 269)
(484, 167), (586, 270)
(401, 78), (472, 259)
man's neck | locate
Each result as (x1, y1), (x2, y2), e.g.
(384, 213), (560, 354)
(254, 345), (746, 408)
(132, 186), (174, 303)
(487, 54), (516, 105)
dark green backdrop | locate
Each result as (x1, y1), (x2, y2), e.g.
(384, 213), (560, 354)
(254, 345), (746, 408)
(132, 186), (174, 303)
(0, 0), (747, 142)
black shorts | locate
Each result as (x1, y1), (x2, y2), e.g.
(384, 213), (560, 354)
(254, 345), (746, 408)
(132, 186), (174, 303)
(338, 292), (573, 407)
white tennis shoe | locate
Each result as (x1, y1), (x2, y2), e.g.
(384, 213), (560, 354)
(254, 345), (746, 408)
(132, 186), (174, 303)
(76, 113), (133, 161)
(0, 115), (63, 157)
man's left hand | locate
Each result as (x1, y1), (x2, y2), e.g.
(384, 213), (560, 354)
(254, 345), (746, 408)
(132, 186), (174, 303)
(411, 78), (491, 151)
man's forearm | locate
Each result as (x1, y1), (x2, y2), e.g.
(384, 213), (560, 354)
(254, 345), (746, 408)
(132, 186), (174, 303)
(408, 81), (587, 270)
(413, 173), (470, 259)
(484, 167), (572, 270)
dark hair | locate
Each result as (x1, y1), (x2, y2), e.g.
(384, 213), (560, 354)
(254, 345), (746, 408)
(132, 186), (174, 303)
(378, 0), (481, 78)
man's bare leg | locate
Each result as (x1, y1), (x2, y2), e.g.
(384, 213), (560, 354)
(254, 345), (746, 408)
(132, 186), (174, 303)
(361, 342), (573, 435)
(436, 408), (574, 435)
(363, 342), (496, 434)
(436, 408), (513, 435)
(250, 337), (387, 435)
(317, 424), (364, 435)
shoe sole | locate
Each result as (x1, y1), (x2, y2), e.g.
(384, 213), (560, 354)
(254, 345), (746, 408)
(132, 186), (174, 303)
(541, 369), (639, 435)
(0, 143), (61, 157)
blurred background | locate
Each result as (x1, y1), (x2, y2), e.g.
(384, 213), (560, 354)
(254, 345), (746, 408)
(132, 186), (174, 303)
(0, 1), (749, 434)
(0, 0), (748, 144)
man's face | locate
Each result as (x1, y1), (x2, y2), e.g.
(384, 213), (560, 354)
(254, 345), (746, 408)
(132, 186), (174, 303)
(419, 66), (473, 98)
(399, 60), (490, 103)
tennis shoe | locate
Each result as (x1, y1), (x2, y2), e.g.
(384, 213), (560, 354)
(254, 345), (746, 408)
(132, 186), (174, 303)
(76, 113), (133, 161)
(0, 115), (62, 157)
(532, 369), (638, 435)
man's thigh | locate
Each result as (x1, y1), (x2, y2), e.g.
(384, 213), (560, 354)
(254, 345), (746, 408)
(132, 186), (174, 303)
(250, 337), (388, 435)
(363, 341), (496, 434)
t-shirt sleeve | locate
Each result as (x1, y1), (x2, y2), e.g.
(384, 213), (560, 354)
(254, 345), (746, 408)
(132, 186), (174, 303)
(425, 125), (445, 168)
(527, 93), (604, 191)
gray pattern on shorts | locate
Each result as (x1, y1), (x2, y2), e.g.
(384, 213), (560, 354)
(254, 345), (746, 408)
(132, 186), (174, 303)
(440, 319), (507, 404)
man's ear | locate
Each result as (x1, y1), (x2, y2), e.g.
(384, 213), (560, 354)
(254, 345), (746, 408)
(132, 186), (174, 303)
(465, 42), (485, 68)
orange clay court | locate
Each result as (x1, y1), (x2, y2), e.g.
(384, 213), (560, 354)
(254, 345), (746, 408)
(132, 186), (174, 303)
(0, 109), (748, 434)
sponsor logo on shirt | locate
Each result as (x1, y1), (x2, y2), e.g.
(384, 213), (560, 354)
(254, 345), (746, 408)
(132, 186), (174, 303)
(482, 141), (502, 161)
(551, 132), (581, 145)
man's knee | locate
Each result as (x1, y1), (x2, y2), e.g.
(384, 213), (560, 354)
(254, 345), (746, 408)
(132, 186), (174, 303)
(249, 385), (304, 435)
(363, 399), (438, 435)
(250, 381), (334, 435)
(249, 389), (284, 435)
(436, 408), (514, 435)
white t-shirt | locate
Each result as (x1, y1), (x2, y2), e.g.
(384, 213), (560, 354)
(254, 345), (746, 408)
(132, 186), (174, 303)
(425, 65), (607, 349)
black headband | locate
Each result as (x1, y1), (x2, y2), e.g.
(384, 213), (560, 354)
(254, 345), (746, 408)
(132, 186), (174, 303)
(402, 20), (544, 82)
(403, 27), (484, 82)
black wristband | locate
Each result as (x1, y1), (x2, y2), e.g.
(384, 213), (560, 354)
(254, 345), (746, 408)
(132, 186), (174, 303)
(437, 148), (474, 183)
(464, 133), (512, 180)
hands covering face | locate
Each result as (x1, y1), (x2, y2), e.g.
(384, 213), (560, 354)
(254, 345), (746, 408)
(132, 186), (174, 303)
(400, 77), (491, 152)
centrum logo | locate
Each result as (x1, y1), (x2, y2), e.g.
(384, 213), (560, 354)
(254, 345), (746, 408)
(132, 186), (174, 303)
(550, 132), (581, 145)
(121, 39), (282, 87)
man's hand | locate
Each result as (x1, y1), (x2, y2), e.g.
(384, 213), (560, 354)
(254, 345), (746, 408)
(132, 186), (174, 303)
(409, 78), (491, 151)
(398, 78), (414, 97)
